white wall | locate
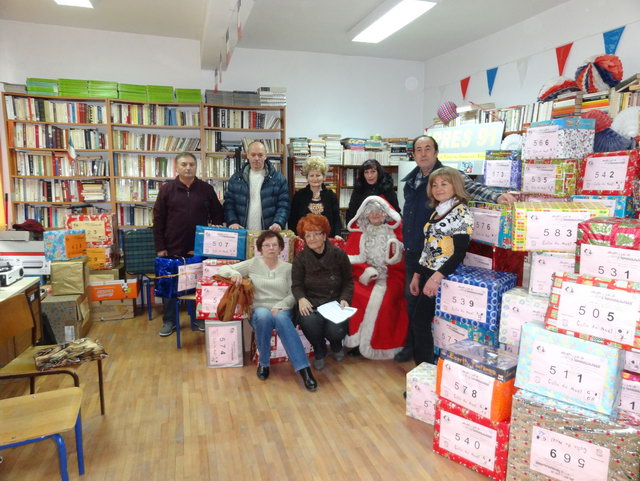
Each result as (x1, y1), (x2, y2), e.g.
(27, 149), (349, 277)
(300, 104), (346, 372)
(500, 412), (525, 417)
(422, 0), (640, 123)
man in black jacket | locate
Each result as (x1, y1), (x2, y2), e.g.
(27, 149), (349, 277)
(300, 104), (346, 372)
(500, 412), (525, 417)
(153, 152), (224, 336)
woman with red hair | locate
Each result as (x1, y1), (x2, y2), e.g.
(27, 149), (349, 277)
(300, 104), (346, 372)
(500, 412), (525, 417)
(292, 214), (354, 371)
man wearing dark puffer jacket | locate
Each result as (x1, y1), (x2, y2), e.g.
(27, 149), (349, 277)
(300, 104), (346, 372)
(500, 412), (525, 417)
(224, 141), (289, 231)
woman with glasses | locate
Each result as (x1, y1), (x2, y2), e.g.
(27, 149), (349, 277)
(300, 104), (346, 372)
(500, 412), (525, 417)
(292, 214), (354, 371)
(219, 230), (318, 391)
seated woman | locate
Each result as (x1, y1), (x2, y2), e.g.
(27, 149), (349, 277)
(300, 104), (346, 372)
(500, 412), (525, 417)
(288, 156), (342, 238)
(219, 230), (317, 391)
(409, 167), (473, 365)
(292, 214), (354, 371)
(345, 159), (400, 225)
(344, 196), (407, 360)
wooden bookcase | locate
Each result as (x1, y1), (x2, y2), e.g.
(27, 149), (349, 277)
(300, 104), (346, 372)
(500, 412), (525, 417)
(2, 93), (286, 229)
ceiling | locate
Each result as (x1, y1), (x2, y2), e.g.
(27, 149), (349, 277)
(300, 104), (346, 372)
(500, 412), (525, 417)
(0, 0), (569, 64)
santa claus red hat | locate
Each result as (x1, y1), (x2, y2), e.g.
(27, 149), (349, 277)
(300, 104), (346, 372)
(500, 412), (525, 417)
(347, 195), (401, 232)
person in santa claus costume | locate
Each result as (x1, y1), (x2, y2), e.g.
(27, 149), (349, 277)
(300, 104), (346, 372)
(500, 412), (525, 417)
(343, 195), (408, 360)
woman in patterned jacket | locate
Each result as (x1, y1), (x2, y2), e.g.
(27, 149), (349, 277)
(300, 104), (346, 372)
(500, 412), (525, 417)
(409, 167), (473, 365)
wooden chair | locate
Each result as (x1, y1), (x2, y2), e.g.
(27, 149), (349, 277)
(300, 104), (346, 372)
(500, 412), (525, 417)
(0, 386), (85, 481)
(0, 293), (106, 415)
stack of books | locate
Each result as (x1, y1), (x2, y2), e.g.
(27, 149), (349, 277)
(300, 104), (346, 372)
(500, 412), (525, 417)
(118, 84), (147, 102)
(258, 87), (286, 106)
(0, 82), (26, 93)
(175, 89), (202, 103)
(58, 79), (89, 97)
(320, 134), (343, 165)
(232, 91), (260, 106)
(386, 138), (410, 165)
(341, 138), (366, 150)
(88, 80), (118, 99)
(289, 137), (309, 158)
(26, 78), (59, 96)
(80, 181), (109, 202)
(309, 139), (325, 157)
(146, 85), (175, 103)
(205, 90), (234, 105)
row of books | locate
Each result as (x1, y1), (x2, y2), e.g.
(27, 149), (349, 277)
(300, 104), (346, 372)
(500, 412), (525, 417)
(117, 205), (154, 227)
(110, 104), (200, 126)
(240, 137), (281, 154)
(15, 152), (109, 177)
(14, 205), (106, 228)
(204, 107), (281, 129)
(13, 179), (110, 202)
(4, 96), (107, 124)
(204, 87), (286, 107)
(111, 130), (200, 152)
(198, 155), (241, 178)
(114, 179), (167, 202)
(11, 124), (106, 150)
(113, 154), (178, 178)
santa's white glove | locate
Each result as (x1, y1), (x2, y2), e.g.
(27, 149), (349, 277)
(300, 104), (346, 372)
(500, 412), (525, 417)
(359, 267), (379, 286)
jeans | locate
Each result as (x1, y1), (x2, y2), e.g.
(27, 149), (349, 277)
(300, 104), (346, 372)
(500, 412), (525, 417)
(402, 250), (422, 351)
(410, 266), (436, 365)
(252, 307), (310, 371)
(298, 311), (348, 360)
(162, 297), (178, 324)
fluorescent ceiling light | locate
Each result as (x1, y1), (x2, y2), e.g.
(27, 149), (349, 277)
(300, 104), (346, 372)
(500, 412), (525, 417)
(54, 0), (94, 8)
(351, 0), (437, 44)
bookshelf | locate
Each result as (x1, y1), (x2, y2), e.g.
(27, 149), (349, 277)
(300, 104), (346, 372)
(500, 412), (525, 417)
(2, 93), (286, 229)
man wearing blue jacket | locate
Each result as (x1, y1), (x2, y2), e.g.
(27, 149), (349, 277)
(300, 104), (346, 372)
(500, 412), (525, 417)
(224, 141), (289, 231)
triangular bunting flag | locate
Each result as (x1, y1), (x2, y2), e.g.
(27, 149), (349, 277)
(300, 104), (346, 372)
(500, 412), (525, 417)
(517, 57), (529, 87)
(555, 43), (573, 76)
(486, 67), (498, 96)
(603, 26), (625, 55)
(460, 76), (470, 100)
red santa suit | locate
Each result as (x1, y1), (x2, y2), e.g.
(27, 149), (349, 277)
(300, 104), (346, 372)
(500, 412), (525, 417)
(344, 196), (408, 360)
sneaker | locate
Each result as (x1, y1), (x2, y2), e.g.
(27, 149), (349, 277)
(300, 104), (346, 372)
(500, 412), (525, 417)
(195, 319), (205, 332)
(159, 322), (176, 337)
(332, 349), (345, 362)
(313, 357), (326, 370)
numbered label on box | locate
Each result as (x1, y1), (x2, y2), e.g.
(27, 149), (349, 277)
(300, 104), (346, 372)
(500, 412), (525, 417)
(439, 280), (488, 324)
(579, 244), (640, 283)
(523, 126), (559, 159)
(203, 230), (240, 258)
(523, 164), (558, 194)
(177, 262), (203, 292)
(525, 211), (585, 251)
(439, 411), (497, 471)
(470, 208), (501, 245)
(440, 360), (494, 417)
(433, 317), (469, 349)
(582, 154), (630, 193)
(484, 160), (512, 188)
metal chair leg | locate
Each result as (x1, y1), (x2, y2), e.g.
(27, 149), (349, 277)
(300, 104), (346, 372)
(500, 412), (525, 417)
(29, 376), (35, 394)
(75, 412), (85, 475)
(97, 360), (105, 415)
(146, 277), (153, 321)
(52, 434), (69, 481)
(175, 299), (182, 349)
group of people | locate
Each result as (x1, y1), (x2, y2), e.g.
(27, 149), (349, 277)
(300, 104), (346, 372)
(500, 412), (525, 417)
(152, 137), (514, 392)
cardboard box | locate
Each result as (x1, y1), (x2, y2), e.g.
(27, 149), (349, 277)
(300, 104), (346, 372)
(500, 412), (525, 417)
(90, 299), (135, 321)
(65, 213), (117, 247)
(433, 316), (499, 357)
(89, 262), (125, 283)
(435, 265), (517, 331)
(154, 256), (204, 298)
(246, 229), (296, 262)
(483, 150), (521, 190)
(88, 278), (139, 302)
(205, 320), (243, 368)
(86, 245), (118, 270)
(0, 231), (32, 241)
(578, 149), (639, 196)
(51, 257), (90, 295)
(544, 272), (640, 351)
(463, 241), (526, 286)
(516, 322), (623, 415)
(43, 229), (86, 261)
(571, 194), (634, 217)
(468, 202), (512, 249)
(437, 340), (518, 422)
(522, 117), (595, 160)
(507, 389), (640, 481)
(406, 362), (438, 425)
(41, 293), (90, 343)
(194, 226), (246, 260)
(434, 398), (510, 481)
(195, 278), (248, 320)
(511, 201), (609, 252)
(521, 158), (577, 197)
(527, 251), (575, 297)
(498, 288), (547, 350)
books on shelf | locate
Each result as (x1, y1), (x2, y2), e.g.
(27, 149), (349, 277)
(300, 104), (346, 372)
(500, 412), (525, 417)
(58, 78), (89, 98)
(241, 137), (281, 154)
(289, 137), (310, 158)
(320, 134), (343, 165)
(205, 90), (234, 105)
(16, 152), (108, 177)
(0, 82), (26, 94)
(200, 155), (240, 178)
(342, 149), (391, 166)
(205, 107), (281, 129)
(11, 123), (106, 150)
(111, 130), (200, 151)
(117, 204), (153, 227)
(175, 89), (202, 103)
(232, 91), (260, 106)
(15, 205), (105, 228)
(26, 78), (59, 96)
(258, 87), (286, 106)
(115, 179), (168, 202)
(114, 153), (178, 178)
(13, 178), (110, 202)
(111, 103), (199, 126)
(4, 95), (107, 123)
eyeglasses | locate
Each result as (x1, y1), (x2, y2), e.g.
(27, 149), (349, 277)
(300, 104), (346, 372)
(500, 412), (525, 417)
(304, 232), (325, 239)
(261, 243), (280, 249)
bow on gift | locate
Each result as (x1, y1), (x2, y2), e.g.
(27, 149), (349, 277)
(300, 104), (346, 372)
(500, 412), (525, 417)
(212, 275), (254, 321)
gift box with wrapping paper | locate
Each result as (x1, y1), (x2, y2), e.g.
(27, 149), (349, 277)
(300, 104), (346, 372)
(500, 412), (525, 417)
(463, 241), (526, 286)
(88, 278), (139, 302)
(619, 370), (640, 419)
(202, 259), (239, 279)
(51, 257), (89, 295)
(122, 228), (155, 275)
(436, 340), (517, 422)
(250, 327), (313, 365)
(578, 149), (639, 196)
(545, 272), (640, 351)
(194, 226), (247, 260)
(468, 202), (512, 249)
(625, 351), (640, 374)
(506, 389), (640, 481)
(86, 245), (118, 270)
(44, 229), (86, 261)
(204, 320), (243, 368)
(528, 251), (575, 297)
(65, 213), (117, 247)
(516, 322), (623, 415)
(434, 398), (510, 481)
(511, 201), (609, 252)
(246, 229), (296, 262)
(293, 236), (346, 255)
(435, 265), (517, 332)
(571, 194), (634, 217)
(433, 316), (499, 358)
(154, 255), (204, 298)
(521, 117), (595, 160)
(576, 217), (640, 283)
(483, 151), (521, 190)
(195, 277), (249, 320)
(406, 362), (438, 424)
(521, 158), (577, 197)
(499, 288), (548, 352)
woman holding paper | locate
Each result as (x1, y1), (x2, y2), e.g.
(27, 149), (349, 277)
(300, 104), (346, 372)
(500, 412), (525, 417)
(409, 167), (473, 365)
(292, 214), (354, 371)
(219, 230), (318, 392)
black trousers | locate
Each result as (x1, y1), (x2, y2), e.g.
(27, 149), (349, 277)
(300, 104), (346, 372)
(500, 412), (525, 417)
(409, 266), (436, 365)
(402, 250), (422, 350)
(298, 311), (348, 360)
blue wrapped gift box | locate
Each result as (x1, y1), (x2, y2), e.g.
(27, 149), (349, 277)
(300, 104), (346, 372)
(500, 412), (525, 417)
(154, 255), (205, 298)
(483, 150), (521, 190)
(194, 226), (247, 260)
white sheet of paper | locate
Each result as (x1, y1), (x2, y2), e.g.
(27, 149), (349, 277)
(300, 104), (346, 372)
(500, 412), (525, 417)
(317, 301), (357, 324)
